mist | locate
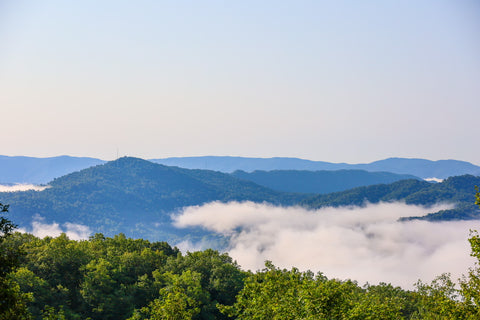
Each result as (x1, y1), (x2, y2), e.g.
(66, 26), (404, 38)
(0, 184), (49, 192)
(173, 201), (479, 289)
(19, 215), (91, 240)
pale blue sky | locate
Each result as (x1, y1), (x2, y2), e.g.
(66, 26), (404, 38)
(1, 1), (479, 163)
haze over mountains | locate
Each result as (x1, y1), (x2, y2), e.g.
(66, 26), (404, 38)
(231, 169), (418, 194)
(152, 156), (480, 179)
(0, 155), (105, 184)
(1, 157), (479, 244)
(2, 155), (480, 184)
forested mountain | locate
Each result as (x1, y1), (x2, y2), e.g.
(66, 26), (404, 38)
(2, 155), (479, 184)
(1, 157), (479, 244)
(301, 175), (480, 221)
(0, 155), (105, 184)
(152, 156), (480, 178)
(0, 157), (306, 241)
(231, 169), (419, 194)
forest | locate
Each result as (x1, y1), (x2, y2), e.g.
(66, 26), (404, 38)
(2, 157), (480, 244)
(1, 191), (480, 320)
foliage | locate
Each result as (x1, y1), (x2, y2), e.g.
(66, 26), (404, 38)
(2, 184), (480, 319)
(3, 228), (480, 319)
(0, 203), (31, 319)
(4, 232), (245, 320)
(219, 263), (419, 320)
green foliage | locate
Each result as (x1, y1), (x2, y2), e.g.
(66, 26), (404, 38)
(476, 186), (480, 207)
(457, 188), (480, 314)
(412, 274), (476, 319)
(219, 263), (418, 320)
(5, 232), (244, 320)
(0, 277), (32, 320)
(4, 183), (480, 319)
(6, 230), (480, 320)
(0, 202), (14, 240)
(0, 203), (32, 319)
(131, 270), (208, 320)
(41, 306), (66, 320)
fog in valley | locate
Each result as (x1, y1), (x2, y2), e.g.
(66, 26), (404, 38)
(16, 200), (480, 289)
(174, 201), (479, 289)
(0, 184), (49, 192)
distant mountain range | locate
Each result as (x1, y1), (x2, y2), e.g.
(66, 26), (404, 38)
(0, 155), (105, 184)
(152, 156), (480, 179)
(231, 170), (419, 194)
(1, 157), (479, 243)
(1, 155), (479, 184)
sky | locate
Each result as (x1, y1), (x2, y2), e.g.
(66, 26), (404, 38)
(1, 0), (479, 163)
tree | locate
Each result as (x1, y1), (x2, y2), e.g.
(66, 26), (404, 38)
(0, 202), (31, 319)
(219, 262), (364, 320)
(457, 186), (480, 315)
(129, 270), (208, 320)
(413, 273), (474, 319)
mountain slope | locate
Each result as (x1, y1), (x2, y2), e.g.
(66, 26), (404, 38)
(231, 169), (419, 194)
(301, 175), (480, 221)
(2, 157), (479, 243)
(0, 157), (306, 241)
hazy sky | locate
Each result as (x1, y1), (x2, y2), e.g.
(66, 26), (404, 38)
(1, 1), (479, 163)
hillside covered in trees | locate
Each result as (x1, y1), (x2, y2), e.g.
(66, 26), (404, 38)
(301, 175), (480, 221)
(1, 228), (480, 319)
(0, 157), (307, 241)
(1, 157), (480, 243)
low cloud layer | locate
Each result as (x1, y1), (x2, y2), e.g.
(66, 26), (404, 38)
(19, 216), (91, 240)
(0, 184), (49, 192)
(173, 201), (479, 289)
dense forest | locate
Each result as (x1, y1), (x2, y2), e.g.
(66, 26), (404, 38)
(2, 157), (480, 244)
(1, 192), (480, 320)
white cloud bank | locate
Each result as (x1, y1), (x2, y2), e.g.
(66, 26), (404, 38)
(173, 201), (480, 289)
(0, 184), (50, 192)
(19, 216), (91, 240)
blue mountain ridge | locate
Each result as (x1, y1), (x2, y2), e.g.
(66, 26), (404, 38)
(1, 155), (480, 184)
(1, 157), (479, 245)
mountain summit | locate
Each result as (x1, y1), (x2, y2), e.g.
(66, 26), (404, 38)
(1, 157), (302, 240)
